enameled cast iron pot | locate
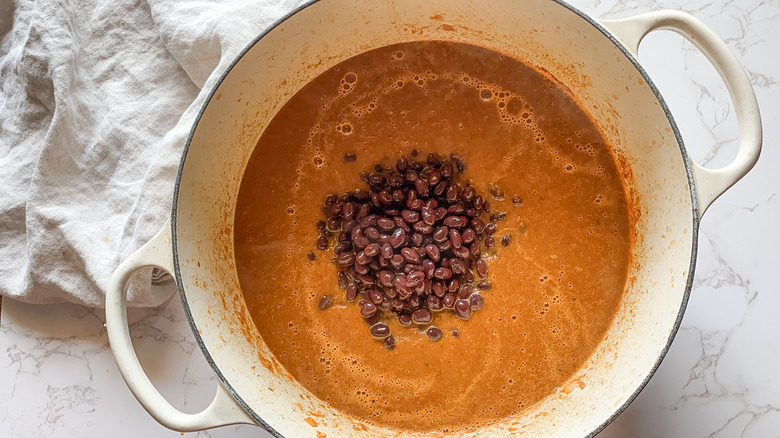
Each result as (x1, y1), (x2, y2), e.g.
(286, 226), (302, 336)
(106, 0), (762, 436)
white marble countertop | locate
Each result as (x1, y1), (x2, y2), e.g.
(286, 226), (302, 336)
(1, 0), (778, 437)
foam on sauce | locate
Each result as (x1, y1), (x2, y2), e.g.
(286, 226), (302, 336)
(234, 41), (631, 432)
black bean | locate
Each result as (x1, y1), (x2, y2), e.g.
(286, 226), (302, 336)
(433, 267), (453, 280)
(463, 269), (474, 283)
(434, 207), (448, 221)
(420, 206), (436, 225)
(459, 283), (474, 299)
(336, 252), (355, 266)
(475, 259), (488, 278)
(412, 221), (433, 234)
(370, 323), (391, 339)
(483, 201), (491, 213)
(470, 240), (481, 257)
(477, 281), (492, 290)
(345, 284), (358, 301)
(443, 216), (466, 228)
(392, 189), (405, 202)
(390, 229), (406, 248)
(433, 281), (446, 298)
(443, 293), (456, 308)
(381, 243), (394, 259)
(486, 222), (498, 235)
(405, 170), (419, 182)
(359, 273), (375, 285)
(415, 179), (429, 197)
(448, 203), (466, 215)
(379, 190), (393, 204)
(427, 296), (443, 312)
(422, 259), (436, 278)
(364, 227), (379, 240)
(401, 209), (420, 223)
(354, 236), (370, 249)
(353, 190), (371, 201)
(365, 242), (381, 257)
(428, 170), (441, 186)
(426, 326), (443, 341)
(465, 208), (477, 218)
(384, 336), (396, 350)
(390, 254), (405, 270)
(323, 193), (338, 208)
(360, 302), (377, 318)
(445, 186), (459, 203)
(316, 235), (328, 250)
(427, 153), (442, 167)
(389, 175), (405, 188)
(424, 244), (440, 262)
(368, 289), (384, 305)
(340, 219), (356, 232)
(307, 251), (316, 261)
(412, 308), (432, 324)
(318, 295), (334, 310)
(406, 270), (425, 287)
(441, 163), (453, 179)
(491, 212), (507, 222)
(472, 220), (487, 237)
(377, 270), (393, 287)
(474, 195), (483, 210)
(455, 299), (472, 320)
(411, 148), (420, 157)
(449, 229), (462, 248)
(368, 173), (387, 187)
(355, 251), (371, 265)
(469, 293), (484, 310)
(397, 158), (407, 172)
(401, 247), (421, 264)
(485, 236), (495, 249)
(377, 217), (394, 230)
(354, 262), (370, 275)
(447, 278), (460, 293)
(461, 228), (476, 244)
(425, 198), (439, 210)
(316, 220), (327, 230)
(393, 216), (411, 232)
(450, 258), (467, 275)
(461, 186), (476, 203)
(501, 234), (512, 246)
(325, 203), (342, 218)
(433, 226), (449, 242)
(345, 268), (358, 283)
(438, 240), (452, 252)
(453, 246), (470, 259)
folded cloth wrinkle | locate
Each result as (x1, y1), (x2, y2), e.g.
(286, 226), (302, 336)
(0, 0), (307, 307)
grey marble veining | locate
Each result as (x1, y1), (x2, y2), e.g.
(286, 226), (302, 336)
(1, 0), (778, 436)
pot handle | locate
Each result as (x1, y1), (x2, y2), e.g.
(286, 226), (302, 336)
(598, 11), (762, 217)
(106, 220), (256, 431)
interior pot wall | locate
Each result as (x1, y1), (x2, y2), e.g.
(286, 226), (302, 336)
(173, 0), (696, 437)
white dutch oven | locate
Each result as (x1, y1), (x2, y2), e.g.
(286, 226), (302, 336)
(106, 0), (761, 436)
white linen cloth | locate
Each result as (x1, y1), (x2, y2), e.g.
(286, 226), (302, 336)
(0, 0), (305, 307)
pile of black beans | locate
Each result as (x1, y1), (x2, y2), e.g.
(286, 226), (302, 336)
(315, 152), (505, 349)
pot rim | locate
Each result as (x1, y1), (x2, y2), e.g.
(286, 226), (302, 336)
(170, 1), (700, 436)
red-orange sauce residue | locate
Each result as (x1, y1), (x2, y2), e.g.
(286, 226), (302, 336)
(235, 41), (631, 433)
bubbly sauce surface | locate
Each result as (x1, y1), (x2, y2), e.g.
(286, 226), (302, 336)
(234, 41), (631, 432)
